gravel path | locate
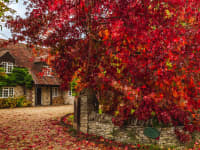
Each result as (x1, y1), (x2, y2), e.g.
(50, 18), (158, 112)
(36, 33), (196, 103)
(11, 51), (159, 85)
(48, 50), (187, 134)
(0, 105), (99, 150)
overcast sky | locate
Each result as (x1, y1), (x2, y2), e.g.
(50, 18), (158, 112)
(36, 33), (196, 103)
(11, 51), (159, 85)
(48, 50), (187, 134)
(0, 0), (27, 39)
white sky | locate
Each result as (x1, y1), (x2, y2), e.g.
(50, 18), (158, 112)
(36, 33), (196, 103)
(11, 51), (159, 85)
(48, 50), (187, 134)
(0, 0), (27, 39)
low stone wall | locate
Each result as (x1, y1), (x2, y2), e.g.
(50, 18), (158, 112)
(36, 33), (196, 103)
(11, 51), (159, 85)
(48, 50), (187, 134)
(87, 111), (199, 148)
(75, 89), (200, 148)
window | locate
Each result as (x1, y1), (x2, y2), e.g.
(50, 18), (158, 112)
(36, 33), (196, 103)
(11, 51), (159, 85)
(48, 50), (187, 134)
(1, 62), (14, 73)
(68, 90), (72, 96)
(43, 66), (52, 76)
(52, 87), (59, 97)
(0, 87), (14, 98)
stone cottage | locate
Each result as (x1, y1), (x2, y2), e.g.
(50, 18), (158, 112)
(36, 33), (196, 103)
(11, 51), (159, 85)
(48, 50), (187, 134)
(0, 39), (74, 106)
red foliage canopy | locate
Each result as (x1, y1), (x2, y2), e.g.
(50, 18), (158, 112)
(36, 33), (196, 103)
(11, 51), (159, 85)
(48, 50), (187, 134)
(6, 0), (200, 141)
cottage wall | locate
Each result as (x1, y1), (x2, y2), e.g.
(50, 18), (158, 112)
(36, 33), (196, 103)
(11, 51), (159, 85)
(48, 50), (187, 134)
(25, 87), (35, 106)
(62, 91), (74, 105)
(14, 86), (24, 97)
(34, 86), (74, 106)
(52, 96), (64, 105)
(31, 88), (35, 106)
(10, 86), (35, 106)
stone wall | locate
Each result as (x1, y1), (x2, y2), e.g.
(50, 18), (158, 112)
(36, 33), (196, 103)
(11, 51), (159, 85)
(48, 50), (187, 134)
(14, 86), (35, 106)
(87, 112), (184, 147)
(79, 89), (98, 133)
(76, 89), (200, 148)
(31, 87), (35, 106)
(13, 86), (35, 106)
(14, 86), (24, 97)
(25, 87), (35, 106)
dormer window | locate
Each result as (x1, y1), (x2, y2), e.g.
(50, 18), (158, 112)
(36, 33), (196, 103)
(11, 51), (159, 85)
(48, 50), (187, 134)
(43, 65), (52, 76)
(1, 62), (14, 73)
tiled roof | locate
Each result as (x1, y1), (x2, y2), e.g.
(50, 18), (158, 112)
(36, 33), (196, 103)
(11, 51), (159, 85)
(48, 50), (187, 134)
(0, 39), (61, 86)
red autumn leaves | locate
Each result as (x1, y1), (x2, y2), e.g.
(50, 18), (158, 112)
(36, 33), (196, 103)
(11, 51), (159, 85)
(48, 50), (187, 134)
(6, 0), (200, 143)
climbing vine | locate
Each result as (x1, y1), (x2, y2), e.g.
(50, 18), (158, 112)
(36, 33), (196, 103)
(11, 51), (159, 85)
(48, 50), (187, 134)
(0, 67), (33, 89)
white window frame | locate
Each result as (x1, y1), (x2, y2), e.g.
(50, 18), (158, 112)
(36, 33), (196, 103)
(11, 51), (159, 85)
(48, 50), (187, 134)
(52, 87), (59, 97)
(0, 87), (14, 98)
(43, 65), (52, 77)
(68, 90), (72, 96)
(1, 62), (14, 73)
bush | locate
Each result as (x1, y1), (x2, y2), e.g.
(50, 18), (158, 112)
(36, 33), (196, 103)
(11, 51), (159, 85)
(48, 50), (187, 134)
(0, 96), (32, 108)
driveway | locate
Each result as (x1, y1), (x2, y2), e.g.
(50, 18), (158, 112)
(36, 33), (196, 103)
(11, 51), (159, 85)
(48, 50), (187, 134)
(0, 105), (98, 150)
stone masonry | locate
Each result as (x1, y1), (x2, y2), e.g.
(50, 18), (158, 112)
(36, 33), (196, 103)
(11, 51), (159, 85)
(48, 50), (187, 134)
(75, 89), (200, 148)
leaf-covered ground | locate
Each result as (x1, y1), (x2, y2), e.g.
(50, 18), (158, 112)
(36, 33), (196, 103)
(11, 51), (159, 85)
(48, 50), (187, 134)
(0, 105), (199, 150)
(0, 105), (102, 150)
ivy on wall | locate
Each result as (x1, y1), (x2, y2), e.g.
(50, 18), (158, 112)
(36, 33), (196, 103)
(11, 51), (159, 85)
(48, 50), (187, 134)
(0, 67), (33, 89)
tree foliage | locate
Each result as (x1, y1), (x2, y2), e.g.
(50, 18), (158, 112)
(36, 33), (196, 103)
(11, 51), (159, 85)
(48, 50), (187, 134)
(0, 0), (17, 30)
(6, 0), (200, 142)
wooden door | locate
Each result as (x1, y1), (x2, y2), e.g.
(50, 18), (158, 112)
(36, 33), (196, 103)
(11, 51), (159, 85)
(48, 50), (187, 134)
(36, 87), (42, 105)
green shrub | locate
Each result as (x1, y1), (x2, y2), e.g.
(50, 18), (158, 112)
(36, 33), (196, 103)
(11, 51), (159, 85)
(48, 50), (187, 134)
(0, 67), (34, 89)
(16, 96), (24, 107)
(21, 99), (32, 107)
(0, 96), (32, 108)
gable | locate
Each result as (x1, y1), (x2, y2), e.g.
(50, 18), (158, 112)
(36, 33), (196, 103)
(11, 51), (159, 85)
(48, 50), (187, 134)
(0, 51), (15, 64)
(0, 39), (61, 86)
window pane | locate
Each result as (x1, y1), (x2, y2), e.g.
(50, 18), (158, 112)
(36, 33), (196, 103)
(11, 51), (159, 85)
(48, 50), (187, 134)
(1, 62), (13, 73)
(2, 62), (7, 72)
(9, 88), (14, 97)
(52, 87), (55, 97)
(0, 89), (2, 98)
(3, 88), (9, 98)
(55, 88), (57, 97)
(68, 90), (72, 96)
(7, 66), (13, 73)
(57, 88), (59, 96)
(43, 66), (52, 76)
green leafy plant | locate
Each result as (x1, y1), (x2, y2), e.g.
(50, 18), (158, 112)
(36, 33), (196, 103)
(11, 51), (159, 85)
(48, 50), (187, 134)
(68, 114), (74, 123)
(0, 96), (32, 108)
(98, 108), (102, 115)
(0, 67), (33, 89)
(70, 78), (78, 96)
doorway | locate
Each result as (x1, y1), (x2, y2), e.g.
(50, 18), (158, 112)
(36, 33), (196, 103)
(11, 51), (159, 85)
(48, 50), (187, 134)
(36, 87), (42, 105)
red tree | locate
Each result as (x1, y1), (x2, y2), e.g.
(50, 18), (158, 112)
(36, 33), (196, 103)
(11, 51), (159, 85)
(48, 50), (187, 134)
(6, 0), (200, 142)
